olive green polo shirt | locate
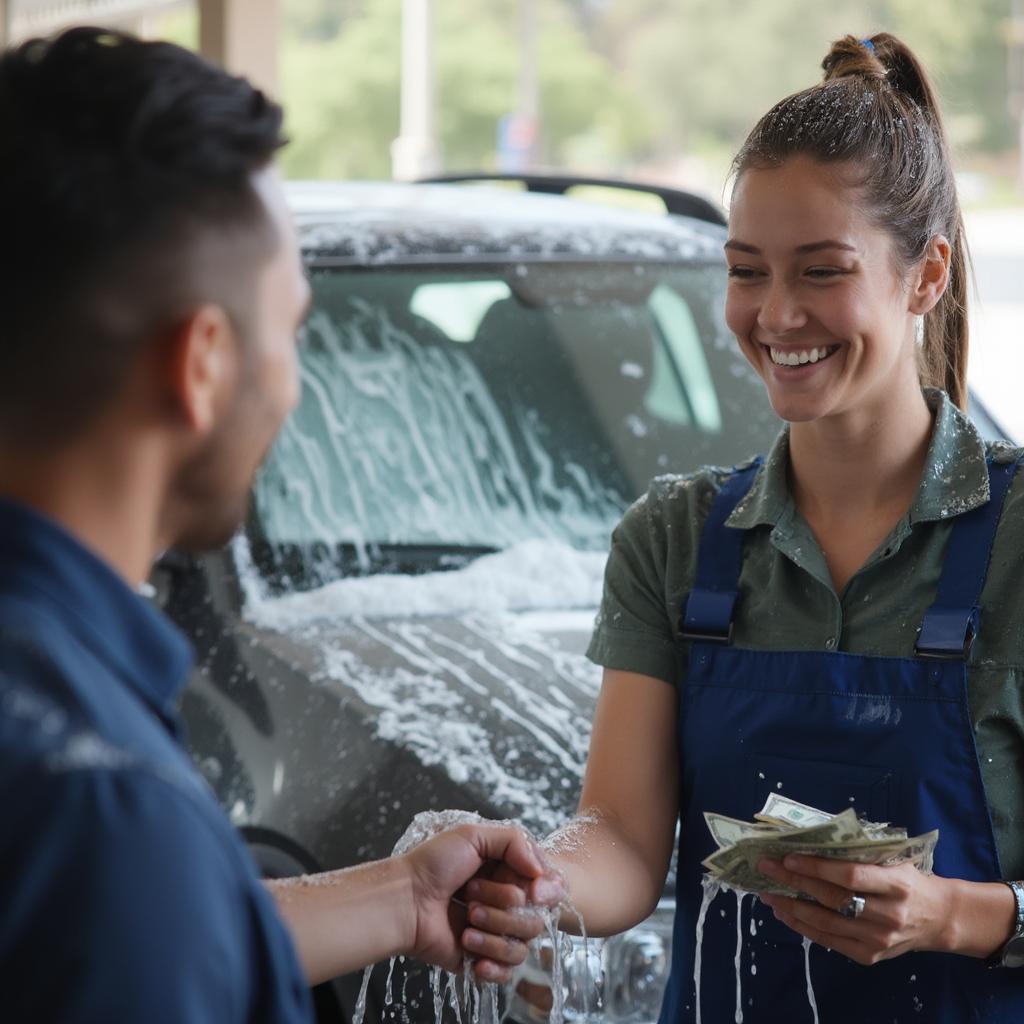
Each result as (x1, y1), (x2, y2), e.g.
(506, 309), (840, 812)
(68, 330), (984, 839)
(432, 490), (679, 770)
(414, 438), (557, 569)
(587, 390), (1024, 876)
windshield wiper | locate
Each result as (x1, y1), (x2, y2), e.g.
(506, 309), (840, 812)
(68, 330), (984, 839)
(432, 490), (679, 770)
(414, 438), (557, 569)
(248, 540), (501, 594)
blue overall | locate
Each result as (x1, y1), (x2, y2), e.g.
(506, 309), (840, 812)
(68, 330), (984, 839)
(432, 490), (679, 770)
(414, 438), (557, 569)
(658, 457), (1024, 1023)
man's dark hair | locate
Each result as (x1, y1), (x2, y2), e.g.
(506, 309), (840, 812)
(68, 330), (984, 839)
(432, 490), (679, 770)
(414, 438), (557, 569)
(0, 27), (287, 443)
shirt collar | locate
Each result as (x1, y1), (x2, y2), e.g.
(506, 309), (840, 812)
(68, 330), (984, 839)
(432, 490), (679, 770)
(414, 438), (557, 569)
(0, 498), (193, 721)
(726, 389), (990, 530)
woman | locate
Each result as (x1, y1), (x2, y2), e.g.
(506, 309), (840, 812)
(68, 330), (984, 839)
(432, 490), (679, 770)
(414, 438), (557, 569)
(459, 33), (1024, 1023)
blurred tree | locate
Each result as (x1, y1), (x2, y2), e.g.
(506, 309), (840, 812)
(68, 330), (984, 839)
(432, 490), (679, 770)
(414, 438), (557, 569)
(152, 0), (1012, 180)
(279, 0), (651, 179)
(880, 0), (1014, 152)
(587, 0), (1013, 165)
(285, 0), (367, 41)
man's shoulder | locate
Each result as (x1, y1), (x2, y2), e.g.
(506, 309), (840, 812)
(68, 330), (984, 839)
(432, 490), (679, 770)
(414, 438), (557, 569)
(0, 638), (239, 883)
(0, 715), (236, 873)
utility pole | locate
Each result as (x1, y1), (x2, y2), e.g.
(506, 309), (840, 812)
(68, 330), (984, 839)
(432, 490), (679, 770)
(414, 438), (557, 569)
(1010, 0), (1024, 191)
(518, 0), (539, 163)
(391, 0), (440, 180)
(498, 0), (539, 172)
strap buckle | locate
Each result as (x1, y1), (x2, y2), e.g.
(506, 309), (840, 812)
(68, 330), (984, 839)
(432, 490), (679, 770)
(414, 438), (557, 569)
(914, 607), (978, 661)
(677, 619), (735, 644)
(678, 588), (737, 645)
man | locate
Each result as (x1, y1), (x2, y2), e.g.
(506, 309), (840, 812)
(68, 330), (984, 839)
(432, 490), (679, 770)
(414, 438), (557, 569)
(0, 27), (558, 1021)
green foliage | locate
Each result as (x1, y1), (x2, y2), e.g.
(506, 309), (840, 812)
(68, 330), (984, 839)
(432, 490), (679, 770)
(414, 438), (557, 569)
(590, 0), (1015, 160)
(277, 0), (651, 179)
(260, 0), (1017, 178)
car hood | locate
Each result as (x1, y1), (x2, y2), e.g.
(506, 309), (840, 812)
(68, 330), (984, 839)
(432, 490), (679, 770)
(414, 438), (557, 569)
(249, 606), (600, 837)
(184, 534), (610, 869)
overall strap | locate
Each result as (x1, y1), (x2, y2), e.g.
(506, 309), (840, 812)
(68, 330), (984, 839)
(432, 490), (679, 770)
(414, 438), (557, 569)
(916, 457), (1020, 659)
(679, 460), (762, 643)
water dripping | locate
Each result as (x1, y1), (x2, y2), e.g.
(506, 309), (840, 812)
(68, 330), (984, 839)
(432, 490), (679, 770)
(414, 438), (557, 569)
(384, 957), (397, 1006)
(431, 965), (444, 1023)
(357, 810), (600, 1024)
(445, 971), (463, 1024)
(734, 890), (751, 1023)
(574, 903), (592, 1018)
(352, 964), (373, 1024)
(803, 937), (820, 1024)
(693, 875), (724, 1024)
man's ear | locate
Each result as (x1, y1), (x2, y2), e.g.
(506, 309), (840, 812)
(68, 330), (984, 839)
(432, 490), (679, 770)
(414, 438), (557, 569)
(163, 305), (238, 434)
(908, 234), (952, 317)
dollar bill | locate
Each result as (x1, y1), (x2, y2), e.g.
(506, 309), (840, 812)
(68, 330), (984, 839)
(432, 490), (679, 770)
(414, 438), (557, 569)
(755, 793), (905, 841)
(702, 795), (938, 897)
(704, 812), (790, 849)
(755, 793), (836, 829)
(702, 830), (939, 897)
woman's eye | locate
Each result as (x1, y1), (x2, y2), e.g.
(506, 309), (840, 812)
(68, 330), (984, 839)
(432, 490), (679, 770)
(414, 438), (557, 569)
(806, 267), (844, 279)
(727, 266), (759, 279)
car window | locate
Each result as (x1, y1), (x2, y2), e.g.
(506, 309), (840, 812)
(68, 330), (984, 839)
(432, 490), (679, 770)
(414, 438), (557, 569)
(249, 261), (780, 588)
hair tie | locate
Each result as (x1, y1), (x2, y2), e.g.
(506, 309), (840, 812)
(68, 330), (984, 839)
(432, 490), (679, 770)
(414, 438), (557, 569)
(860, 38), (875, 53)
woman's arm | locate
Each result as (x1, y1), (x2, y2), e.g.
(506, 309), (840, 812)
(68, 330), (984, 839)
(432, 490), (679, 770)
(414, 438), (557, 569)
(466, 668), (681, 940)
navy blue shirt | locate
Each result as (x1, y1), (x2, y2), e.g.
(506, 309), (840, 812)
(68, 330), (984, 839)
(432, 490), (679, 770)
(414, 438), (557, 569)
(0, 498), (312, 1022)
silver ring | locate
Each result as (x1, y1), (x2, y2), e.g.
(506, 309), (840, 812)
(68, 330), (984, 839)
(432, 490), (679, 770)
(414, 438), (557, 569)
(838, 894), (866, 919)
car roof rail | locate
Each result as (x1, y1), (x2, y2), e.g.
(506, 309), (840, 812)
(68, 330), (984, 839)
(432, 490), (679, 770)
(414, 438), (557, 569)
(416, 172), (727, 227)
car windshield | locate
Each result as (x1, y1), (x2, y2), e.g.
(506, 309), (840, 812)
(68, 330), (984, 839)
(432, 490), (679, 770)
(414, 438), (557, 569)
(248, 259), (780, 590)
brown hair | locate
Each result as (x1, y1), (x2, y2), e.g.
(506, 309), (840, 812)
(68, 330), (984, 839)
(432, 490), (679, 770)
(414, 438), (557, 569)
(732, 33), (969, 410)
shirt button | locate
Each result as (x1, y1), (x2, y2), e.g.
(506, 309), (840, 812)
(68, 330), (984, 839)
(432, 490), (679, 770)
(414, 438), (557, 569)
(825, 637), (837, 649)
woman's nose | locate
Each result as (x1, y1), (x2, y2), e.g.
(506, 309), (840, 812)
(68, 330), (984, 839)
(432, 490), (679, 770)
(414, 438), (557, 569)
(756, 283), (806, 335)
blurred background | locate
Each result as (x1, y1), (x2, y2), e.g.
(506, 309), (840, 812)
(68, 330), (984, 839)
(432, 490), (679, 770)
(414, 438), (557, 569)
(4, 0), (1024, 435)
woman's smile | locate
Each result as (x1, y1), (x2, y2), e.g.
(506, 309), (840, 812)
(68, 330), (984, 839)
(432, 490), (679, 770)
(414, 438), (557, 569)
(764, 343), (841, 368)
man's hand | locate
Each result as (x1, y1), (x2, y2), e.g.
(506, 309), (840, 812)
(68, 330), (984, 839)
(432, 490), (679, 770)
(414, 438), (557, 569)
(401, 824), (565, 982)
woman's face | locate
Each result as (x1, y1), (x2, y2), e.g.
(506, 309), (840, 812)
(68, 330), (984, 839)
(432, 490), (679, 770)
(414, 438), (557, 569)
(725, 155), (918, 425)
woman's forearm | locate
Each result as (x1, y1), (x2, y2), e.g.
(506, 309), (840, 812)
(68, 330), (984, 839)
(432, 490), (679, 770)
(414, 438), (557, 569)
(542, 809), (672, 938)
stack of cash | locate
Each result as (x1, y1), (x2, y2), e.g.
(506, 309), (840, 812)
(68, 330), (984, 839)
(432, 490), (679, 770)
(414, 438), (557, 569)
(701, 794), (939, 897)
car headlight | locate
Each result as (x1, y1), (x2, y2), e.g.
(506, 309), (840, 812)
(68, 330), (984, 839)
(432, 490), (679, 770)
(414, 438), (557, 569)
(509, 899), (675, 1024)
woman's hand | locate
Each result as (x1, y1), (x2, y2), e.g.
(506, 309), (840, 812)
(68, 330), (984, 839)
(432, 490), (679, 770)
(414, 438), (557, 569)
(459, 863), (566, 981)
(757, 855), (1015, 965)
(402, 824), (564, 982)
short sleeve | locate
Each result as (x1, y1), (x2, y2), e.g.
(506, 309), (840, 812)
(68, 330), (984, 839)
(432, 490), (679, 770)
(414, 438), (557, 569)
(0, 765), (311, 1024)
(586, 490), (682, 686)
(586, 470), (726, 689)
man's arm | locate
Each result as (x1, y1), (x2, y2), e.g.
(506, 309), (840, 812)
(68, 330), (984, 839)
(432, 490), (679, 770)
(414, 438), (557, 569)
(268, 822), (562, 985)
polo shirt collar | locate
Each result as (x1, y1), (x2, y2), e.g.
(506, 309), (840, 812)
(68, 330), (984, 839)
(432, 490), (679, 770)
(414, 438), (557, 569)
(908, 389), (990, 524)
(0, 498), (193, 722)
(726, 429), (791, 529)
(726, 389), (990, 531)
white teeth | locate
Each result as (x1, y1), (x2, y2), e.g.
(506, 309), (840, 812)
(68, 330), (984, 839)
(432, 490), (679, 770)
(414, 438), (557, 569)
(769, 346), (833, 367)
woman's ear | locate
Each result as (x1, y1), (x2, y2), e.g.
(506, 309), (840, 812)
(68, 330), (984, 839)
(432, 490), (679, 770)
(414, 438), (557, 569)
(163, 305), (238, 434)
(908, 234), (951, 317)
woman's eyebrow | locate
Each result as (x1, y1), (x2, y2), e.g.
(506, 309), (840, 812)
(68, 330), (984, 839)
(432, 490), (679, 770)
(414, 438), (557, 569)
(724, 239), (858, 255)
(724, 240), (760, 254)
(795, 240), (858, 254)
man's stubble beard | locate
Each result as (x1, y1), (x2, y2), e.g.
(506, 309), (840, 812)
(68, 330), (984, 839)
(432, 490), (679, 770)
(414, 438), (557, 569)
(167, 402), (278, 554)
